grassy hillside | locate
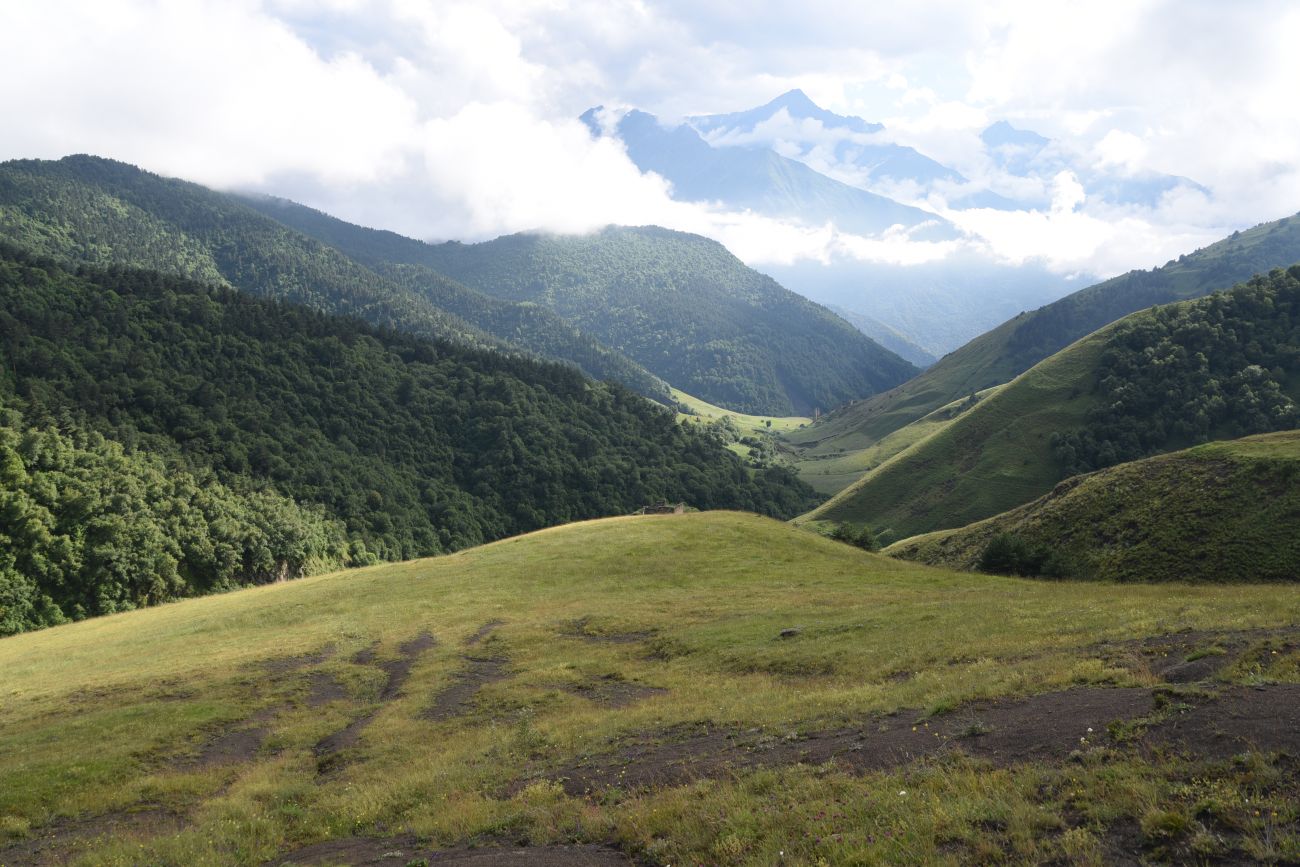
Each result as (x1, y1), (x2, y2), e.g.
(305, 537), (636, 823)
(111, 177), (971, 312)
(796, 210), (1300, 451)
(416, 226), (918, 416)
(4, 511), (1300, 866)
(886, 431), (1300, 583)
(804, 267), (1300, 541)
(792, 387), (1001, 496)
(238, 195), (669, 399)
(0, 247), (816, 633)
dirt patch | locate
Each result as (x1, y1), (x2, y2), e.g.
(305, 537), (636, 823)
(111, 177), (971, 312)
(306, 672), (350, 707)
(1147, 683), (1300, 759)
(465, 620), (504, 646)
(1097, 625), (1300, 684)
(559, 617), (655, 645)
(184, 726), (269, 768)
(0, 806), (184, 866)
(556, 676), (668, 708)
(531, 687), (1154, 796)
(263, 645), (336, 675)
(351, 643), (379, 666)
(270, 836), (634, 866)
(423, 656), (509, 722)
(313, 629), (437, 773)
(378, 630), (438, 701)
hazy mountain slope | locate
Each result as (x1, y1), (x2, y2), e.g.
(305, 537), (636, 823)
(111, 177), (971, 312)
(237, 194), (669, 399)
(795, 211), (1300, 451)
(768, 254), (1082, 357)
(582, 108), (954, 239)
(417, 226), (919, 416)
(829, 305), (937, 368)
(886, 431), (1300, 583)
(805, 267), (1300, 541)
(0, 247), (817, 587)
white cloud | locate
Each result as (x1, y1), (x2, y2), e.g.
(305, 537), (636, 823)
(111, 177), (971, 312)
(0, 0), (1295, 284)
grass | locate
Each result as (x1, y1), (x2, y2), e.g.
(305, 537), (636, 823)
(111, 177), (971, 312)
(787, 211), (1300, 462)
(672, 386), (811, 436)
(884, 430), (1300, 582)
(790, 387), (1002, 496)
(2, 511), (1300, 864)
(801, 327), (1108, 541)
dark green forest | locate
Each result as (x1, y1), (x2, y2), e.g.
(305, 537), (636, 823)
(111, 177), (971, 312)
(415, 227), (918, 416)
(0, 156), (668, 399)
(1052, 266), (1300, 475)
(0, 400), (353, 636)
(0, 245), (817, 633)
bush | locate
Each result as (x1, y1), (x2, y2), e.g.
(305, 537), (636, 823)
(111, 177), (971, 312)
(830, 523), (880, 552)
(978, 532), (1072, 578)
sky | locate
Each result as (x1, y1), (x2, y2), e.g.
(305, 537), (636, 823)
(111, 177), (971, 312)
(2, 0), (1298, 279)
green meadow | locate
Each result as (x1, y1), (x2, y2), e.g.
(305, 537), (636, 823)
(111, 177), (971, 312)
(3, 512), (1299, 865)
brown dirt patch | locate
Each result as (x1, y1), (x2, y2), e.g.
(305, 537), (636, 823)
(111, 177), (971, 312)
(178, 725), (268, 769)
(378, 630), (438, 700)
(422, 656), (509, 722)
(559, 617), (655, 644)
(465, 620), (504, 646)
(0, 806), (184, 866)
(313, 630), (437, 773)
(306, 672), (350, 707)
(556, 676), (668, 708)
(264, 645), (336, 674)
(1097, 625), (1300, 684)
(531, 687), (1154, 796)
(1147, 683), (1300, 759)
(351, 643), (379, 665)
(269, 836), (634, 866)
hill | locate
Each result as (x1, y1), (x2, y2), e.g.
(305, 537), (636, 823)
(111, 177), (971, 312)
(236, 194), (669, 399)
(415, 226), (919, 416)
(0, 155), (668, 399)
(885, 431), (1300, 582)
(0, 246), (816, 634)
(794, 210), (1300, 452)
(803, 267), (1300, 541)
(4, 510), (1300, 866)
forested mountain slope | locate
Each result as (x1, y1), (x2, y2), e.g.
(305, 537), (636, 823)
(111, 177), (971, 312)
(238, 194), (668, 398)
(0, 156), (667, 399)
(0, 246), (817, 633)
(806, 267), (1300, 541)
(886, 431), (1300, 584)
(792, 211), (1300, 450)
(415, 226), (919, 416)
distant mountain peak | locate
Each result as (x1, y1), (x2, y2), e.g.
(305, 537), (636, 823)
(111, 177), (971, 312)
(689, 90), (884, 137)
(981, 120), (1050, 150)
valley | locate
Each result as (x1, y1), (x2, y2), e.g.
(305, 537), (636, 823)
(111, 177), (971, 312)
(2, 18), (1300, 862)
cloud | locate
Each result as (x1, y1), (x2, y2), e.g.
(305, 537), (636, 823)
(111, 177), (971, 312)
(0, 0), (1294, 284)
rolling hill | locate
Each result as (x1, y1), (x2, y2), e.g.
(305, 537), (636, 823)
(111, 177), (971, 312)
(3, 510), (1300, 866)
(885, 430), (1300, 583)
(0, 155), (670, 400)
(0, 245), (816, 634)
(791, 210), (1300, 454)
(413, 226), (919, 416)
(802, 267), (1300, 541)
